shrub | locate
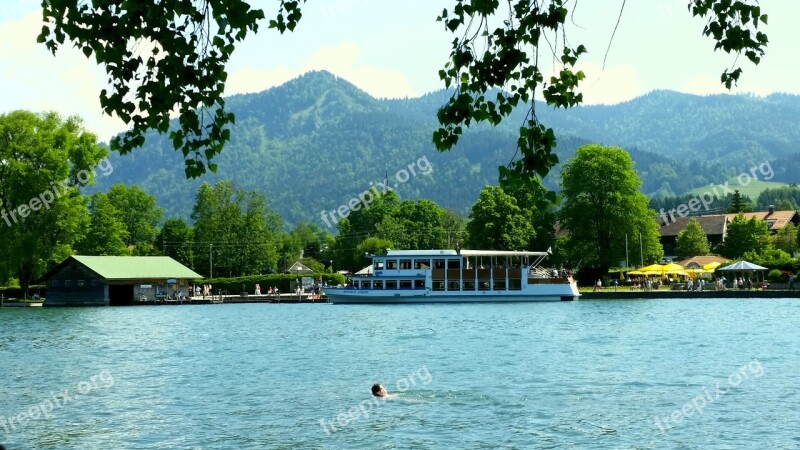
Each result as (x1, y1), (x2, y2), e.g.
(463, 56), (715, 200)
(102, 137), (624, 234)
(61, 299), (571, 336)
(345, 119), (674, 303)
(767, 269), (782, 283)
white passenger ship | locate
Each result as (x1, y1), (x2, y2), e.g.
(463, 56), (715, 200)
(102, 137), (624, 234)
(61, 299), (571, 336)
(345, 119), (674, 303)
(323, 249), (579, 304)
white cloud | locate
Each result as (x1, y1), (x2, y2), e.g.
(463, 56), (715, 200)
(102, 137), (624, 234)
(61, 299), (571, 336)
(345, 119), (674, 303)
(0, 11), (127, 141)
(226, 66), (297, 96)
(575, 63), (644, 105)
(226, 41), (416, 99)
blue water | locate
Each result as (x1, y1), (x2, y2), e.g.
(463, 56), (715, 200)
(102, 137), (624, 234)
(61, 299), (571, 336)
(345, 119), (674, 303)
(1, 299), (799, 449)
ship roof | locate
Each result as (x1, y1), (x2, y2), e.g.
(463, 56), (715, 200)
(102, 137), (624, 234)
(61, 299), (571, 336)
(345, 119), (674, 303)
(383, 250), (458, 257)
(378, 249), (551, 257)
(460, 249), (551, 257)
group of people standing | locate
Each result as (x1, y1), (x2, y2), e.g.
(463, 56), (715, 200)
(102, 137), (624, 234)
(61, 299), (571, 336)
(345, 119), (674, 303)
(253, 283), (281, 296)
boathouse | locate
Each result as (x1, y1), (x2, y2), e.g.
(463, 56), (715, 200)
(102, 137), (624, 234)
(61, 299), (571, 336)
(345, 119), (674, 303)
(42, 256), (202, 306)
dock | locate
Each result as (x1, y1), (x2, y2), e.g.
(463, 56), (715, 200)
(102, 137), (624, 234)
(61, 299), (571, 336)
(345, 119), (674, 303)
(131, 293), (329, 305)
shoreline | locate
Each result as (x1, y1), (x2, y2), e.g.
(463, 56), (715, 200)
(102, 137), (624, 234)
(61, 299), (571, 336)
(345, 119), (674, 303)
(580, 290), (800, 300)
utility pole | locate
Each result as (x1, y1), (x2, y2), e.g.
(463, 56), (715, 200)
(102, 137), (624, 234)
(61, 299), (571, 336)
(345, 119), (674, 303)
(209, 244), (213, 279)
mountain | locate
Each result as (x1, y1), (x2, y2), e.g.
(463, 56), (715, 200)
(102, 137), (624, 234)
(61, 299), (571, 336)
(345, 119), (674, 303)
(93, 70), (800, 227)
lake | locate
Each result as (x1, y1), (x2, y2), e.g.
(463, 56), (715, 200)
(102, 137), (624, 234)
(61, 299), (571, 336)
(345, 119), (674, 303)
(1, 298), (798, 449)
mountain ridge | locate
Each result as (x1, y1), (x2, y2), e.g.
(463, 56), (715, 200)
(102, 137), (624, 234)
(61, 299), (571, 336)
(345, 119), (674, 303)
(92, 70), (800, 226)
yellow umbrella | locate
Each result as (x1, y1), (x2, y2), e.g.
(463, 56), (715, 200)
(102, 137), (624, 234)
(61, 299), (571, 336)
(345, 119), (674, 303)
(628, 270), (646, 275)
(660, 263), (686, 274)
(703, 262), (722, 271)
(684, 268), (707, 278)
(638, 264), (665, 272)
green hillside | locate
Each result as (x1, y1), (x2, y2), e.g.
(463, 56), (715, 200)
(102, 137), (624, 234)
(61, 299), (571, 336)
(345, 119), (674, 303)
(687, 180), (788, 200)
(92, 71), (800, 226)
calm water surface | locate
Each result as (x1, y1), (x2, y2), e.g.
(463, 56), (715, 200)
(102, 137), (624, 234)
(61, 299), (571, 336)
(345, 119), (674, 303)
(1, 299), (799, 449)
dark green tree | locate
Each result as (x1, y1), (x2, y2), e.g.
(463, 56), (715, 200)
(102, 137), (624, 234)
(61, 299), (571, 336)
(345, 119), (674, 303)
(726, 189), (752, 213)
(355, 237), (394, 270)
(719, 214), (770, 258)
(0, 111), (106, 294)
(191, 181), (282, 277)
(156, 218), (194, 268)
(675, 218), (711, 258)
(465, 186), (534, 251)
(559, 144), (663, 271)
(441, 209), (467, 250)
(287, 223), (330, 261)
(76, 193), (131, 256)
(771, 223), (797, 255)
(107, 184), (163, 255)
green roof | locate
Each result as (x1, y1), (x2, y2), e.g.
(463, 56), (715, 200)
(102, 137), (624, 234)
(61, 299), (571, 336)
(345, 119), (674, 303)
(71, 256), (202, 280)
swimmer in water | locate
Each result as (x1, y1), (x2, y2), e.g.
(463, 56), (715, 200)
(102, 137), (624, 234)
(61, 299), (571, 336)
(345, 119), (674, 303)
(371, 383), (387, 397)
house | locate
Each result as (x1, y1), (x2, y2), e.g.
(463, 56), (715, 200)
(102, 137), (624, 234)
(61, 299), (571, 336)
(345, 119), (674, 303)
(286, 261), (314, 275)
(676, 255), (731, 269)
(658, 215), (728, 257)
(658, 207), (799, 257)
(722, 208), (799, 233)
(42, 256), (202, 306)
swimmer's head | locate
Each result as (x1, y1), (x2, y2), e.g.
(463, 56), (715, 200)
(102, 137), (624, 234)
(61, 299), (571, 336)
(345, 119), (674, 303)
(371, 384), (387, 397)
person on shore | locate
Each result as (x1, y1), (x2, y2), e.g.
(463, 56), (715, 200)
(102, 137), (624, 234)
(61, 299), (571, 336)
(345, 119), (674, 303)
(372, 384), (388, 397)
(789, 275), (794, 291)
(255, 283), (261, 295)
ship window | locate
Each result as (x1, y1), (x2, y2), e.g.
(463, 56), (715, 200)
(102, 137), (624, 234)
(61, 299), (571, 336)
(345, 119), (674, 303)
(494, 280), (507, 290)
(433, 259), (445, 269)
(447, 259), (460, 269)
(399, 259), (412, 270)
(447, 281), (461, 291)
(463, 281), (475, 291)
(386, 260), (398, 270)
(373, 280), (383, 289)
(353, 280), (360, 289)
(414, 259), (430, 270)
(400, 280), (412, 289)
(432, 281), (445, 291)
(414, 280), (425, 289)
(362, 280), (371, 289)
(509, 279), (522, 290)
(479, 281), (491, 291)
(386, 280), (397, 289)
(374, 260), (384, 270)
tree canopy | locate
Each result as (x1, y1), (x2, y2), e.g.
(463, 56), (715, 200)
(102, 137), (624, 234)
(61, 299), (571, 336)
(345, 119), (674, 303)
(465, 186), (534, 251)
(559, 144), (663, 270)
(191, 181), (283, 277)
(719, 213), (770, 258)
(106, 184), (163, 254)
(76, 193), (131, 256)
(0, 111), (106, 293)
(38, 0), (770, 196)
(675, 218), (711, 258)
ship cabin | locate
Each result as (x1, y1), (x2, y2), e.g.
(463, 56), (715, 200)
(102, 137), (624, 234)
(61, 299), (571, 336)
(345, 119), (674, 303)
(351, 249), (563, 292)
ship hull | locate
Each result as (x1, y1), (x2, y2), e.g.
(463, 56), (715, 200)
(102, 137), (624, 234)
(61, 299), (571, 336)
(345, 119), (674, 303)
(323, 286), (579, 304)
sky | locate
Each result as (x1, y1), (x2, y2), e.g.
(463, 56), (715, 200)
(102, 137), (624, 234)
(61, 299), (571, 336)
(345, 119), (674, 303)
(0, 0), (798, 142)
